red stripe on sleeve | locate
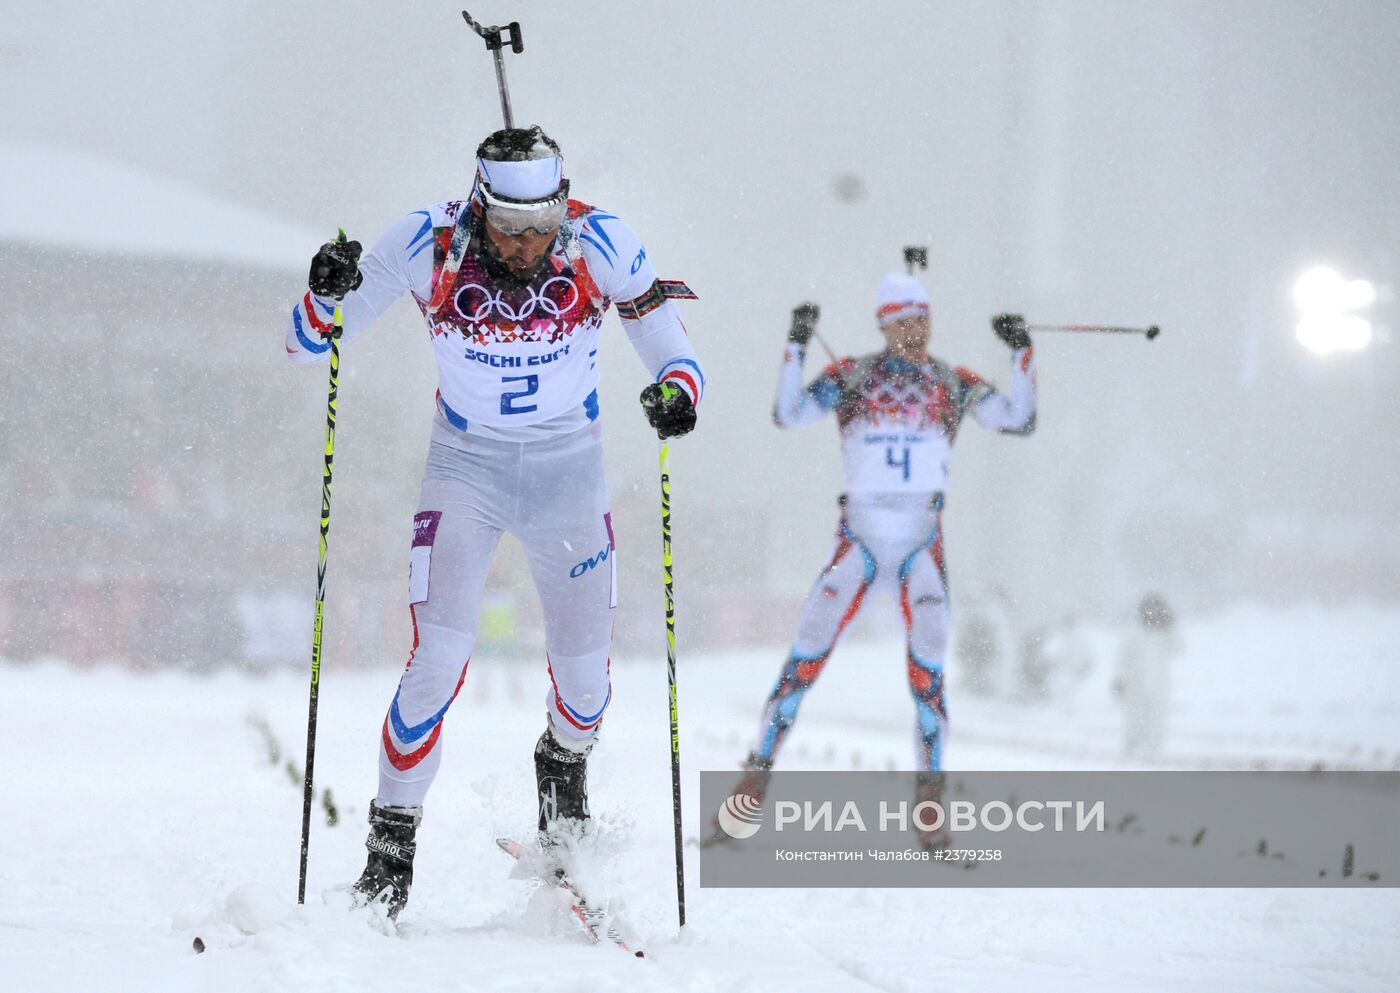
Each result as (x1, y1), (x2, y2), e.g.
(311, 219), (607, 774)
(303, 292), (334, 334)
(662, 369), (699, 404)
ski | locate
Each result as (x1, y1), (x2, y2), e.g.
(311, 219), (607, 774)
(496, 837), (645, 958)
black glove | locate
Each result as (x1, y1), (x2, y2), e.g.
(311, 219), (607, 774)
(788, 302), (819, 345)
(992, 313), (1031, 349)
(639, 382), (697, 439)
(308, 229), (363, 299)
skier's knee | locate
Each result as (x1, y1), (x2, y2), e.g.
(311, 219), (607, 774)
(908, 624), (949, 661)
(546, 695), (608, 744)
(543, 648), (611, 743)
(413, 621), (476, 668)
(907, 657), (946, 709)
(783, 653), (829, 690)
(389, 624), (474, 722)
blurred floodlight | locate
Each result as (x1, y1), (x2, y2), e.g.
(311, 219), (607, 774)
(1295, 314), (1373, 355)
(1343, 278), (1376, 309)
(1293, 265), (1376, 355)
(1294, 266), (1347, 312)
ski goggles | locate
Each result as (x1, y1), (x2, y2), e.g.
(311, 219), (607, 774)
(479, 178), (571, 237)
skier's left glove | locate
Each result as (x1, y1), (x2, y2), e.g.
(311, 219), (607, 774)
(639, 382), (697, 440)
(992, 313), (1031, 349)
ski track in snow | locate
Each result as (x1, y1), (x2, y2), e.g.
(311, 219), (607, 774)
(3, 604), (1398, 992)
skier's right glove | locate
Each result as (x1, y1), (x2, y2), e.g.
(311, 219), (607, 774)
(788, 302), (820, 346)
(992, 313), (1031, 349)
(639, 382), (697, 439)
(308, 229), (364, 300)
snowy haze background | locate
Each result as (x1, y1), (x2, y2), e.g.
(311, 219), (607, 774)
(3, 2), (1399, 991)
(6, 0), (1398, 634)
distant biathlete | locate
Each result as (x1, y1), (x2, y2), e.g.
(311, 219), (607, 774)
(731, 273), (1036, 842)
(1114, 594), (1181, 760)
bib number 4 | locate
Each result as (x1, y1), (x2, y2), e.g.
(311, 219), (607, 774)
(885, 445), (911, 482)
(500, 374), (540, 415)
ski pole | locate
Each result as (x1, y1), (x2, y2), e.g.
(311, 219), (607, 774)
(659, 439), (686, 928)
(810, 327), (842, 370)
(1027, 322), (1161, 341)
(809, 327), (868, 397)
(461, 10), (524, 128)
(298, 301), (343, 905)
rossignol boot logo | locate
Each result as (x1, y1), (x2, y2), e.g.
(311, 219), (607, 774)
(366, 835), (415, 865)
(539, 778), (561, 824)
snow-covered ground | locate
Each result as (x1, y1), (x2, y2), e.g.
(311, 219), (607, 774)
(4, 604), (1398, 992)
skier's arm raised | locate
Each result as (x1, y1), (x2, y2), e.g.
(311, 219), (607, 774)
(959, 313), (1037, 435)
(284, 212), (429, 363)
(774, 303), (847, 428)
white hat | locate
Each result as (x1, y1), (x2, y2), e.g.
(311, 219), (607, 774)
(876, 273), (930, 325)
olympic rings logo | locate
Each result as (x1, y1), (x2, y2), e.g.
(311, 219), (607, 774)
(453, 276), (581, 323)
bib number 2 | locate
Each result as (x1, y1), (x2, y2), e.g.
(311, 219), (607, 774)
(500, 374), (540, 415)
(885, 445), (911, 482)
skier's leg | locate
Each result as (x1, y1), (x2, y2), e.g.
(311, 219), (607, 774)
(752, 514), (877, 764)
(1143, 662), (1169, 758)
(703, 509), (877, 846)
(1123, 694), (1145, 757)
(517, 432), (615, 749)
(1129, 691), (1164, 759)
(356, 443), (505, 914)
(377, 460), (503, 807)
(514, 427), (615, 836)
(899, 512), (949, 773)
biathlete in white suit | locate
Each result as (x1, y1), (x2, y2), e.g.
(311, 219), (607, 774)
(728, 273), (1034, 846)
(284, 126), (705, 917)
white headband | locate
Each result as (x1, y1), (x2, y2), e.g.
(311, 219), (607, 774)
(476, 155), (564, 202)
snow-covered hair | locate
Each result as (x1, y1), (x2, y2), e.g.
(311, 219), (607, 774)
(476, 125), (561, 163)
